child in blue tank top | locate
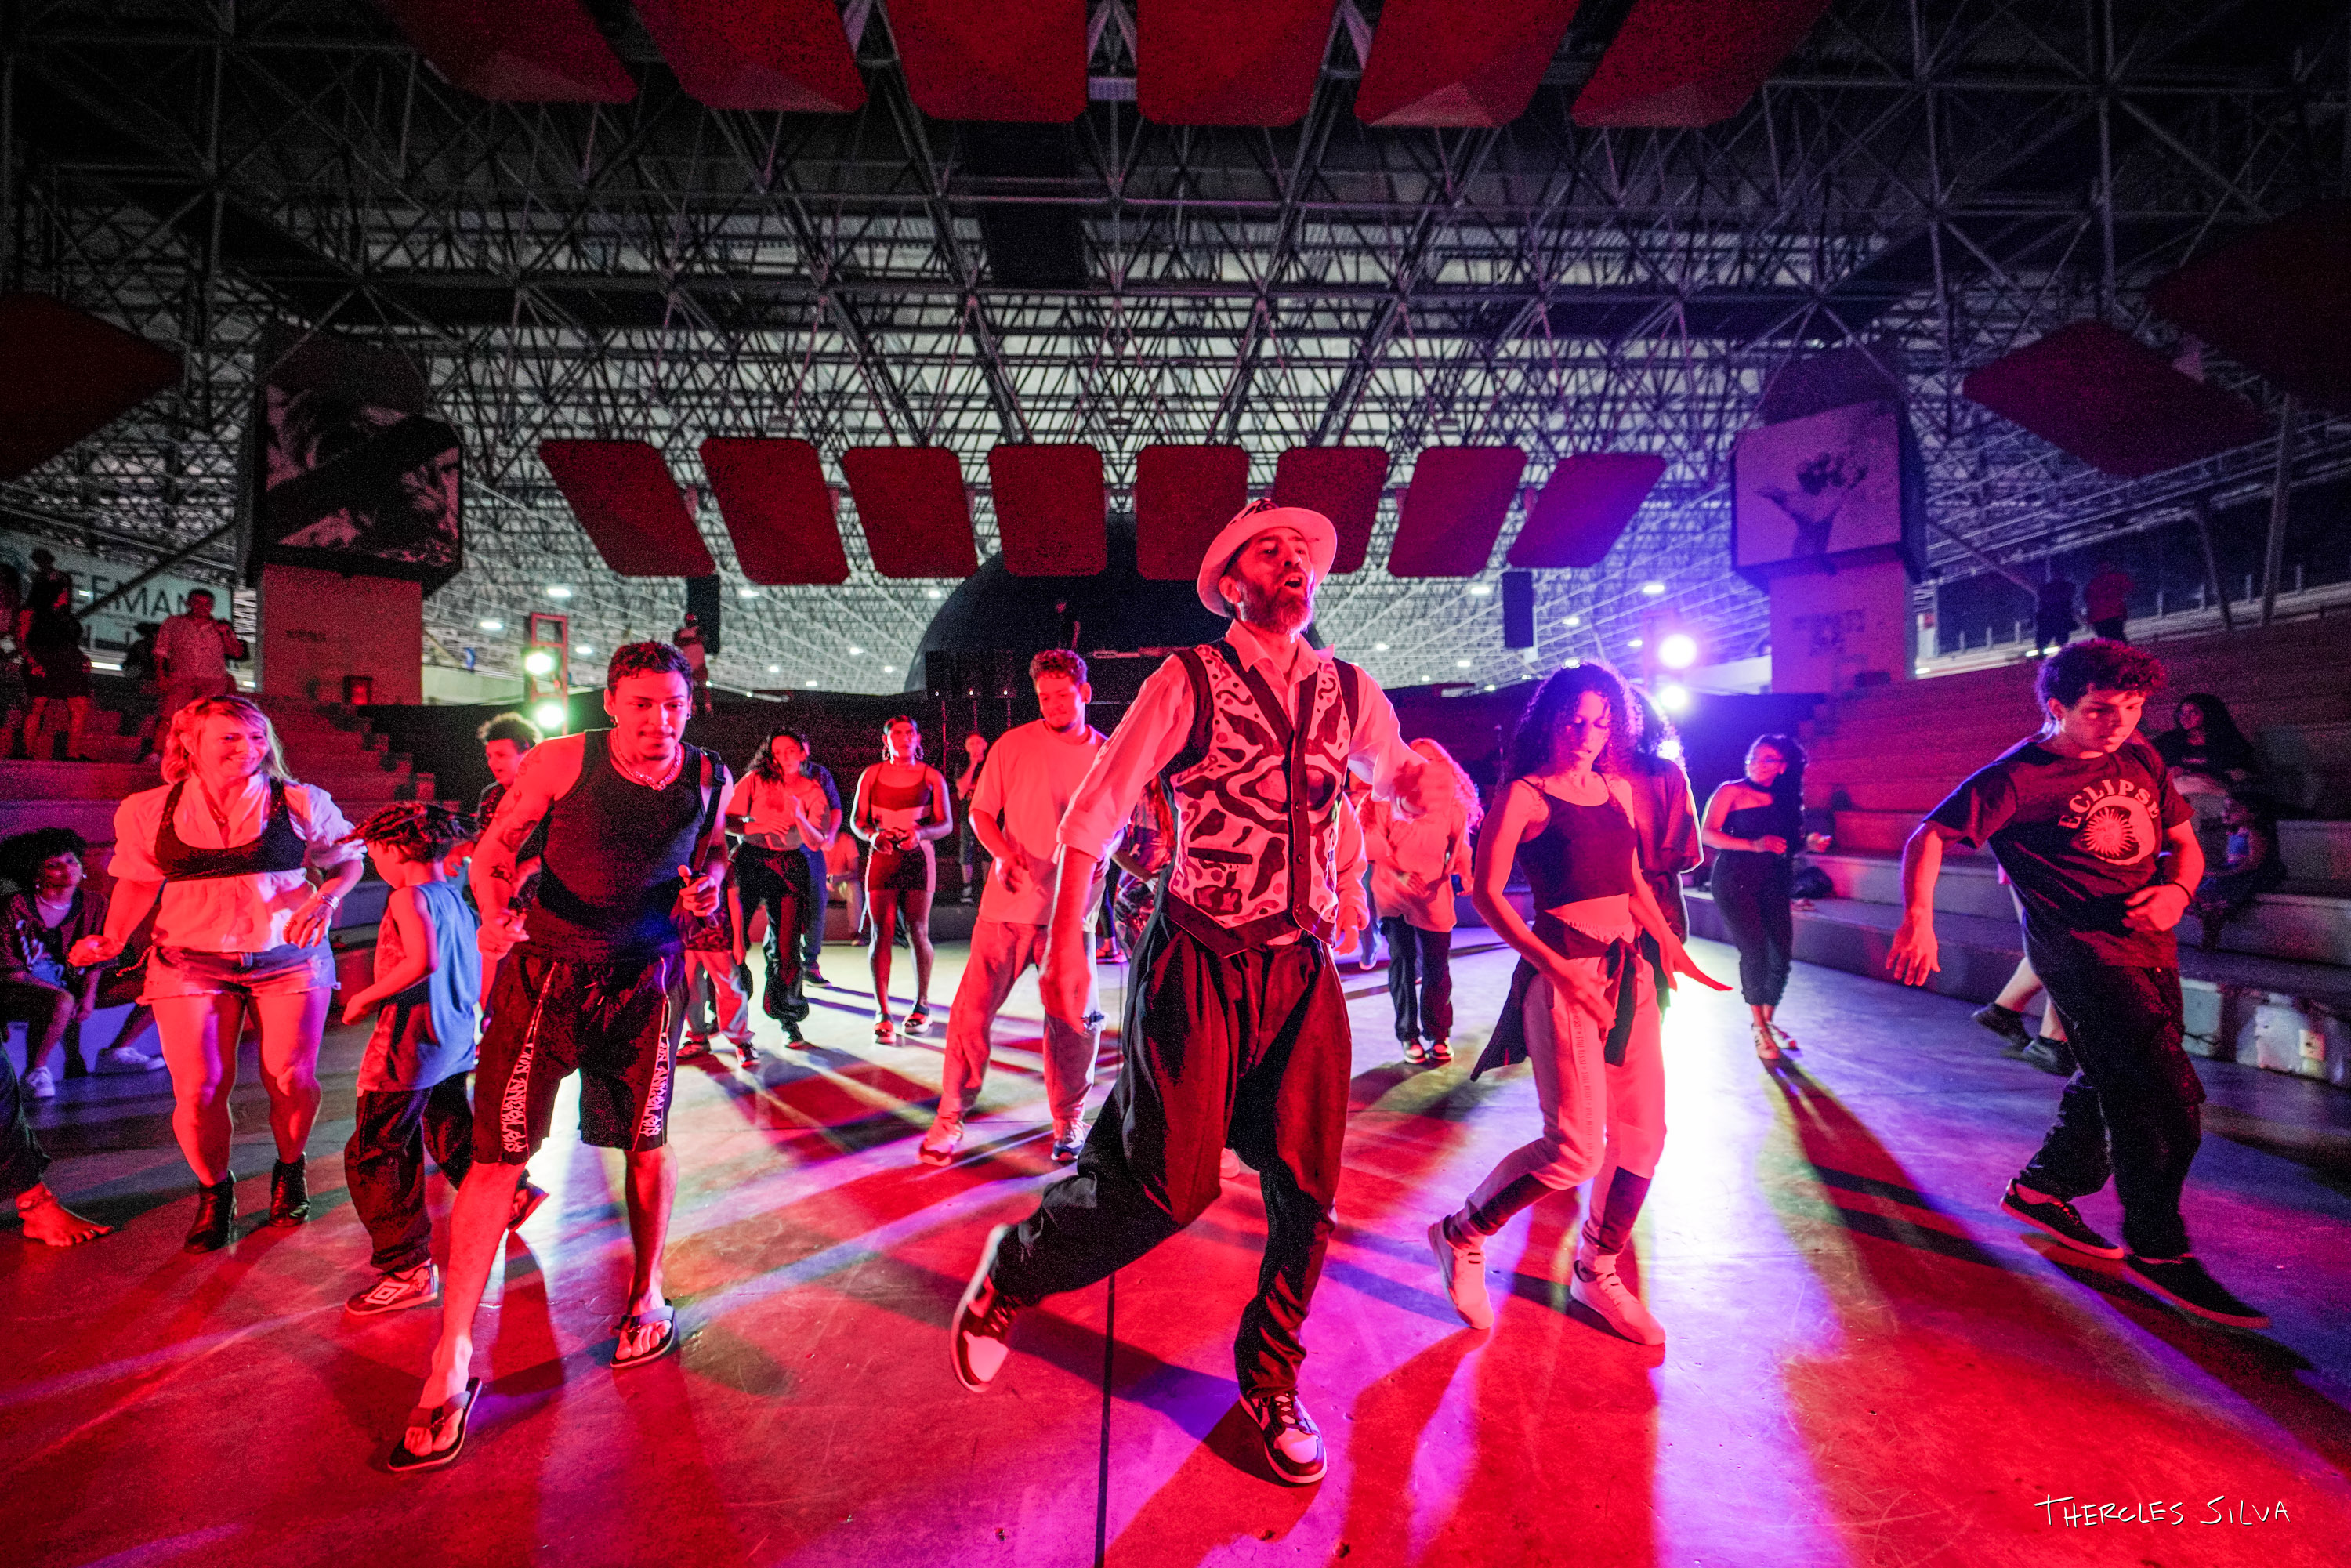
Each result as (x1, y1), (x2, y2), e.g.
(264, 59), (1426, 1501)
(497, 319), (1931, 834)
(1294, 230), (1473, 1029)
(339, 804), (545, 1316)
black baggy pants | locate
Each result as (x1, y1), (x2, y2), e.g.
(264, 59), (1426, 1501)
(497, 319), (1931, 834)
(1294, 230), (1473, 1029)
(990, 918), (1350, 1396)
(740, 849), (814, 1025)
(345, 1077), (475, 1273)
(0, 1045), (50, 1204)
(1712, 853), (1793, 1006)
(1380, 917), (1454, 1043)
(2018, 957), (2204, 1258)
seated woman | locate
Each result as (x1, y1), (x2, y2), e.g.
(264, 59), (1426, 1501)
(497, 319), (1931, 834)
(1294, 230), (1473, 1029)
(2190, 792), (2287, 951)
(2154, 694), (2262, 864)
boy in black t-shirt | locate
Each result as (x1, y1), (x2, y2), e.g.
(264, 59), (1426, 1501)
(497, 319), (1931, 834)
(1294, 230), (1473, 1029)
(1887, 640), (2267, 1330)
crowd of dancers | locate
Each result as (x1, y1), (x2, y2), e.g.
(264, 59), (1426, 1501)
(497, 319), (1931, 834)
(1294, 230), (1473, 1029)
(0, 501), (2269, 1489)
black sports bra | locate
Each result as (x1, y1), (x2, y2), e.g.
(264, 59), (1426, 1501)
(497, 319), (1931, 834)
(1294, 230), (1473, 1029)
(153, 779), (309, 882)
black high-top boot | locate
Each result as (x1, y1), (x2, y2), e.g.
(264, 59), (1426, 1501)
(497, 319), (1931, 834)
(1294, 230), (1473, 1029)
(268, 1157), (310, 1227)
(184, 1179), (237, 1253)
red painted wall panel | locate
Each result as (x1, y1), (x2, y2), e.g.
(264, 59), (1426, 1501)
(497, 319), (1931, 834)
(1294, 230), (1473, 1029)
(1389, 447), (1527, 576)
(1138, 0), (1334, 127)
(1574, 0), (1832, 129)
(1356, 0), (1581, 128)
(0, 294), (181, 481)
(700, 438), (849, 585)
(889, 0), (1087, 122)
(988, 444), (1107, 576)
(538, 440), (716, 578)
(1509, 453), (1666, 568)
(382, 0), (635, 103)
(1271, 447), (1388, 573)
(1962, 321), (2270, 480)
(635, 0), (866, 113)
(1135, 444), (1252, 580)
(2150, 201), (2351, 415)
(841, 447), (980, 578)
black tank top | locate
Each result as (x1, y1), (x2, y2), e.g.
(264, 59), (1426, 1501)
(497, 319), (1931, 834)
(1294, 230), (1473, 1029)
(1515, 784), (1639, 907)
(153, 779), (309, 882)
(1721, 795), (1798, 859)
(526, 733), (713, 961)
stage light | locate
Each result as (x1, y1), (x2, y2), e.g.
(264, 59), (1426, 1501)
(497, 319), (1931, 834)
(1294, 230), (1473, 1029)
(532, 701), (567, 733)
(1657, 632), (1698, 670)
(523, 649), (557, 678)
(1564, 615), (1582, 628)
(1467, 584), (1492, 596)
(737, 586), (760, 599)
(1454, 658), (1473, 668)
(1640, 581), (1666, 596)
(1659, 683), (1693, 713)
(926, 588), (944, 599)
(477, 618), (503, 632)
(1374, 642), (1389, 651)
(1628, 637), (1644, 649)
(849, 645), (863, 656)
(545, 585), (572, 599)
(768, 664), (781, 673)
(803, 679), (817, 688)
(573, 643), (593, 657)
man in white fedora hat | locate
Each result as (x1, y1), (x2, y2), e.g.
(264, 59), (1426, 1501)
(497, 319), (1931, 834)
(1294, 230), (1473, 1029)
(948, 499), (1429, 1488)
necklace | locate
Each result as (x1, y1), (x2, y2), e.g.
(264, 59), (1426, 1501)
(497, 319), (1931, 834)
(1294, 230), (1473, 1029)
(614, 748), (683, 790)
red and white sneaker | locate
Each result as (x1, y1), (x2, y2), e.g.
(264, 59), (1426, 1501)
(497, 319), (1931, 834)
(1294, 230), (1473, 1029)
(1237, 1389), (1327, 1485)
(347, 1263), (439, 1316)
(1427, 1215), (1494, 1330)
(951, 1224), (1022, 1390)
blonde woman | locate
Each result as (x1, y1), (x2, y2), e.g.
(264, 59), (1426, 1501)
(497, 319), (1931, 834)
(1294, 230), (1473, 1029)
(71, 696), (363, 1251)
(1364, 739), (1480, 1063)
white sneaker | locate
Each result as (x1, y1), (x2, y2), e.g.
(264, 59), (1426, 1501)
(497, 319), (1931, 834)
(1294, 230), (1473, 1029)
(1570, 1237), (1664, 1345)
(1219, 1147), (1246, 1181)
(96, 1046), (167, 1074)
(918, 1117), (964, 1166)
(24, 1067), (56, 1100)
(1427, 1216), (1494, 1330)
(1049, 1118), (1085, 1164)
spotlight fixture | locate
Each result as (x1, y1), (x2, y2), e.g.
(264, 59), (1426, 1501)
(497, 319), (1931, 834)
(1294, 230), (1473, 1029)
(925, 588), (944, 599)
(477, 618), (503, 632)
(768, 664), (781, 673)
(849, 645), (864, 656)
(737, 587), (761, 599)
(532, 701), (568, 731)
(804, 679), (817, 688)
(1659, 683), (1693, 713)
(1466, 584), (1492, 597)
(1628, 637), (1644, 649)
(1564, 615), (1582, 628)
(572, 643), (593, 658)
(522, 649), (557, 679)
(1374, 642), (1389, 651)
(1640, 581), (1666, 596)
(1657, 632), (1698, 670)
(545, 585), (573, 599)
(1454, 658), (1473, 668)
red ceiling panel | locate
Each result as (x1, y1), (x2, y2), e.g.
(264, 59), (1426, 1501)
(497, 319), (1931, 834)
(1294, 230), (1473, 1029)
(1139, 0), (1335, 126)
(1135, 444), (1252, 580)
(381, 0), (635, 103)
(1355, 0), (1581, 128)
(0, 294), (182, 482)
(538, 440), (716, 577)
(2149, 201), (2351, 414)
(1389, 447), (1527, 576)
(1574, 0), (1832, 129)
(1962, 321), (2271, 480)
(840, 447), (980, 578)
(889, 0), (1086, 122)
(988, 444), (1107, 576)
(700, 438), (849, 585)
(1271, 447), (1388, 573)
(1509, 453), (1668, 568)
(634, 0), (866, 113)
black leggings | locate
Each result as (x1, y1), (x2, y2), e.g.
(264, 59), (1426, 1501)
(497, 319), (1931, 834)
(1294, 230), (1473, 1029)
(1712, 853), (1793, 1006)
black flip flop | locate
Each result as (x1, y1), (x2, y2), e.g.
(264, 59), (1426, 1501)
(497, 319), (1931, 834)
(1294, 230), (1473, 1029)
(387, 1378), (481, 1474)
(612, 1305), (678, 1370)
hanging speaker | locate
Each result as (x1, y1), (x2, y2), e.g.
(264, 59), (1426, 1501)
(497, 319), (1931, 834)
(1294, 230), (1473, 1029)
(1502, 569), (1535, 649)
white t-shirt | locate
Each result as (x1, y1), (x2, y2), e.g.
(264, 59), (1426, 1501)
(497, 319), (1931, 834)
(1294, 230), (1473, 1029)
(971, 719), (1107, 925)
(156, 614), (234, 683)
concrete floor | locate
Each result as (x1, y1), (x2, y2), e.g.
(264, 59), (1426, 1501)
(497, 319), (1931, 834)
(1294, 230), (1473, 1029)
(8, 932), (2350, 1568)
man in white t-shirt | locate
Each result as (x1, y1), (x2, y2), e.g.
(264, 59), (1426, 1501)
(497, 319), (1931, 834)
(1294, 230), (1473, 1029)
(154, 589), (245, 733)
(921, 650), (1107, 1167)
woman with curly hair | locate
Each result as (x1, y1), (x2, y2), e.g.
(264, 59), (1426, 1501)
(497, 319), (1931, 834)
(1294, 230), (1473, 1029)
(1425, 663), (1726, 1345)
(1701, 733), (1807, 1061)
(69, 694), (364, 1251)
(1364, 738), (1480, 1064)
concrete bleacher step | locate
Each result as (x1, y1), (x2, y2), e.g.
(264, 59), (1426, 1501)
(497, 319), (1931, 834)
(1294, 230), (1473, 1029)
(1686, 889), (2349, 1089)
(1822, 817), (2351, 890)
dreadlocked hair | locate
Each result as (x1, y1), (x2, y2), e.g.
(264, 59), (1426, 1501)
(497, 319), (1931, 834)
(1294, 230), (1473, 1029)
(344, 802), (477, 863)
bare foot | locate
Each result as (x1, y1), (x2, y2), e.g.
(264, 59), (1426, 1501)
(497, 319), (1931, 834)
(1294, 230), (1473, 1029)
(16, 1185), (112, 1246)
(407, 1349), (474, 1458)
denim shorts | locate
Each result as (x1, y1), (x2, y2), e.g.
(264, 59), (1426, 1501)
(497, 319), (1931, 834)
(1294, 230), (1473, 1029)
(142, 943), (337, 1003)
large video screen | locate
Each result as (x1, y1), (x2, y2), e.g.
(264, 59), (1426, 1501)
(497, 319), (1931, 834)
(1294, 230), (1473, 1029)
(247, 325), (462, 590)
(1731, 399), (1906, 572)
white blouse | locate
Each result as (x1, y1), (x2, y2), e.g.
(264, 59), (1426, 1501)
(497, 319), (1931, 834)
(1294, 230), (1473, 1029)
(108, 775), (362, 953)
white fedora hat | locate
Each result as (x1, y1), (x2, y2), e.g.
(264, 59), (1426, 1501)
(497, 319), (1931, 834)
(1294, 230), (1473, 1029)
(1194, 502), (1338, 618)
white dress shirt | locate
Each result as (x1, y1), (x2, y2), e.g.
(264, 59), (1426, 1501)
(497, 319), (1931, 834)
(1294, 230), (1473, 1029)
(108, 774), (361, 952)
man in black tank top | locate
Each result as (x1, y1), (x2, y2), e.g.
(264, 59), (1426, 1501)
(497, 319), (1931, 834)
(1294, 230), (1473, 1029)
(391, 643), (731, 1471)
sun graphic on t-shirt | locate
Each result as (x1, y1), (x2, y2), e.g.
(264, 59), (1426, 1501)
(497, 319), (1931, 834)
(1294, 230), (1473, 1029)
(2074, 801), (2150, 864)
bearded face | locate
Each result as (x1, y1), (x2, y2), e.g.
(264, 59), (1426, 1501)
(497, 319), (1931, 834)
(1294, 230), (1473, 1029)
(1220, 527), (1317, 635)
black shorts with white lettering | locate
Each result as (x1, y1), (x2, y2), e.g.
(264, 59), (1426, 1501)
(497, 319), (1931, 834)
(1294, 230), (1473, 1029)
(472, 947), (686, 1164)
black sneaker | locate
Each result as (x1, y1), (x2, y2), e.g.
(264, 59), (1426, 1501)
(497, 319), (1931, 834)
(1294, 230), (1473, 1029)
(2000, 1181), (2122, 1258)
(2124, 1253), (2271, 1329)
(951, 1224), (1022, 1390)
(1237, 1389), (1327, 1486)
(1972, 1003), (2033, 1053)
(2019, 1038), (2076, 1077)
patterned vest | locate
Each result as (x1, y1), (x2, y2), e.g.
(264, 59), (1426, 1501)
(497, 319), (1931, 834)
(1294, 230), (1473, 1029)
(1160, 640), (1364, 954)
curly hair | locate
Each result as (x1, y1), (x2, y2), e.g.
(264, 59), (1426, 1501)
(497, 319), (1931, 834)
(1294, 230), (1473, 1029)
(2037, 637), (2165, 709)
(1505, 661), (1638, 782)
(751, 726), (813, 781)
(606, 640), (694, 690)
(159, 694), (293, 784)
(476, 712), (542, 750)
(1029, 649), (1089, 686)
(1409, 738), (1485, 831)
(1, 827), (89, 890)
(342, 801), (476, 862)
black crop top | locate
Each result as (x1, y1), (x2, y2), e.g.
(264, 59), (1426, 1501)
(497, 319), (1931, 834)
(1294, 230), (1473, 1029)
(1514, 783), (1638, 907)
(1721, 795), (1799, 859)
(152, 779), (309, 882)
